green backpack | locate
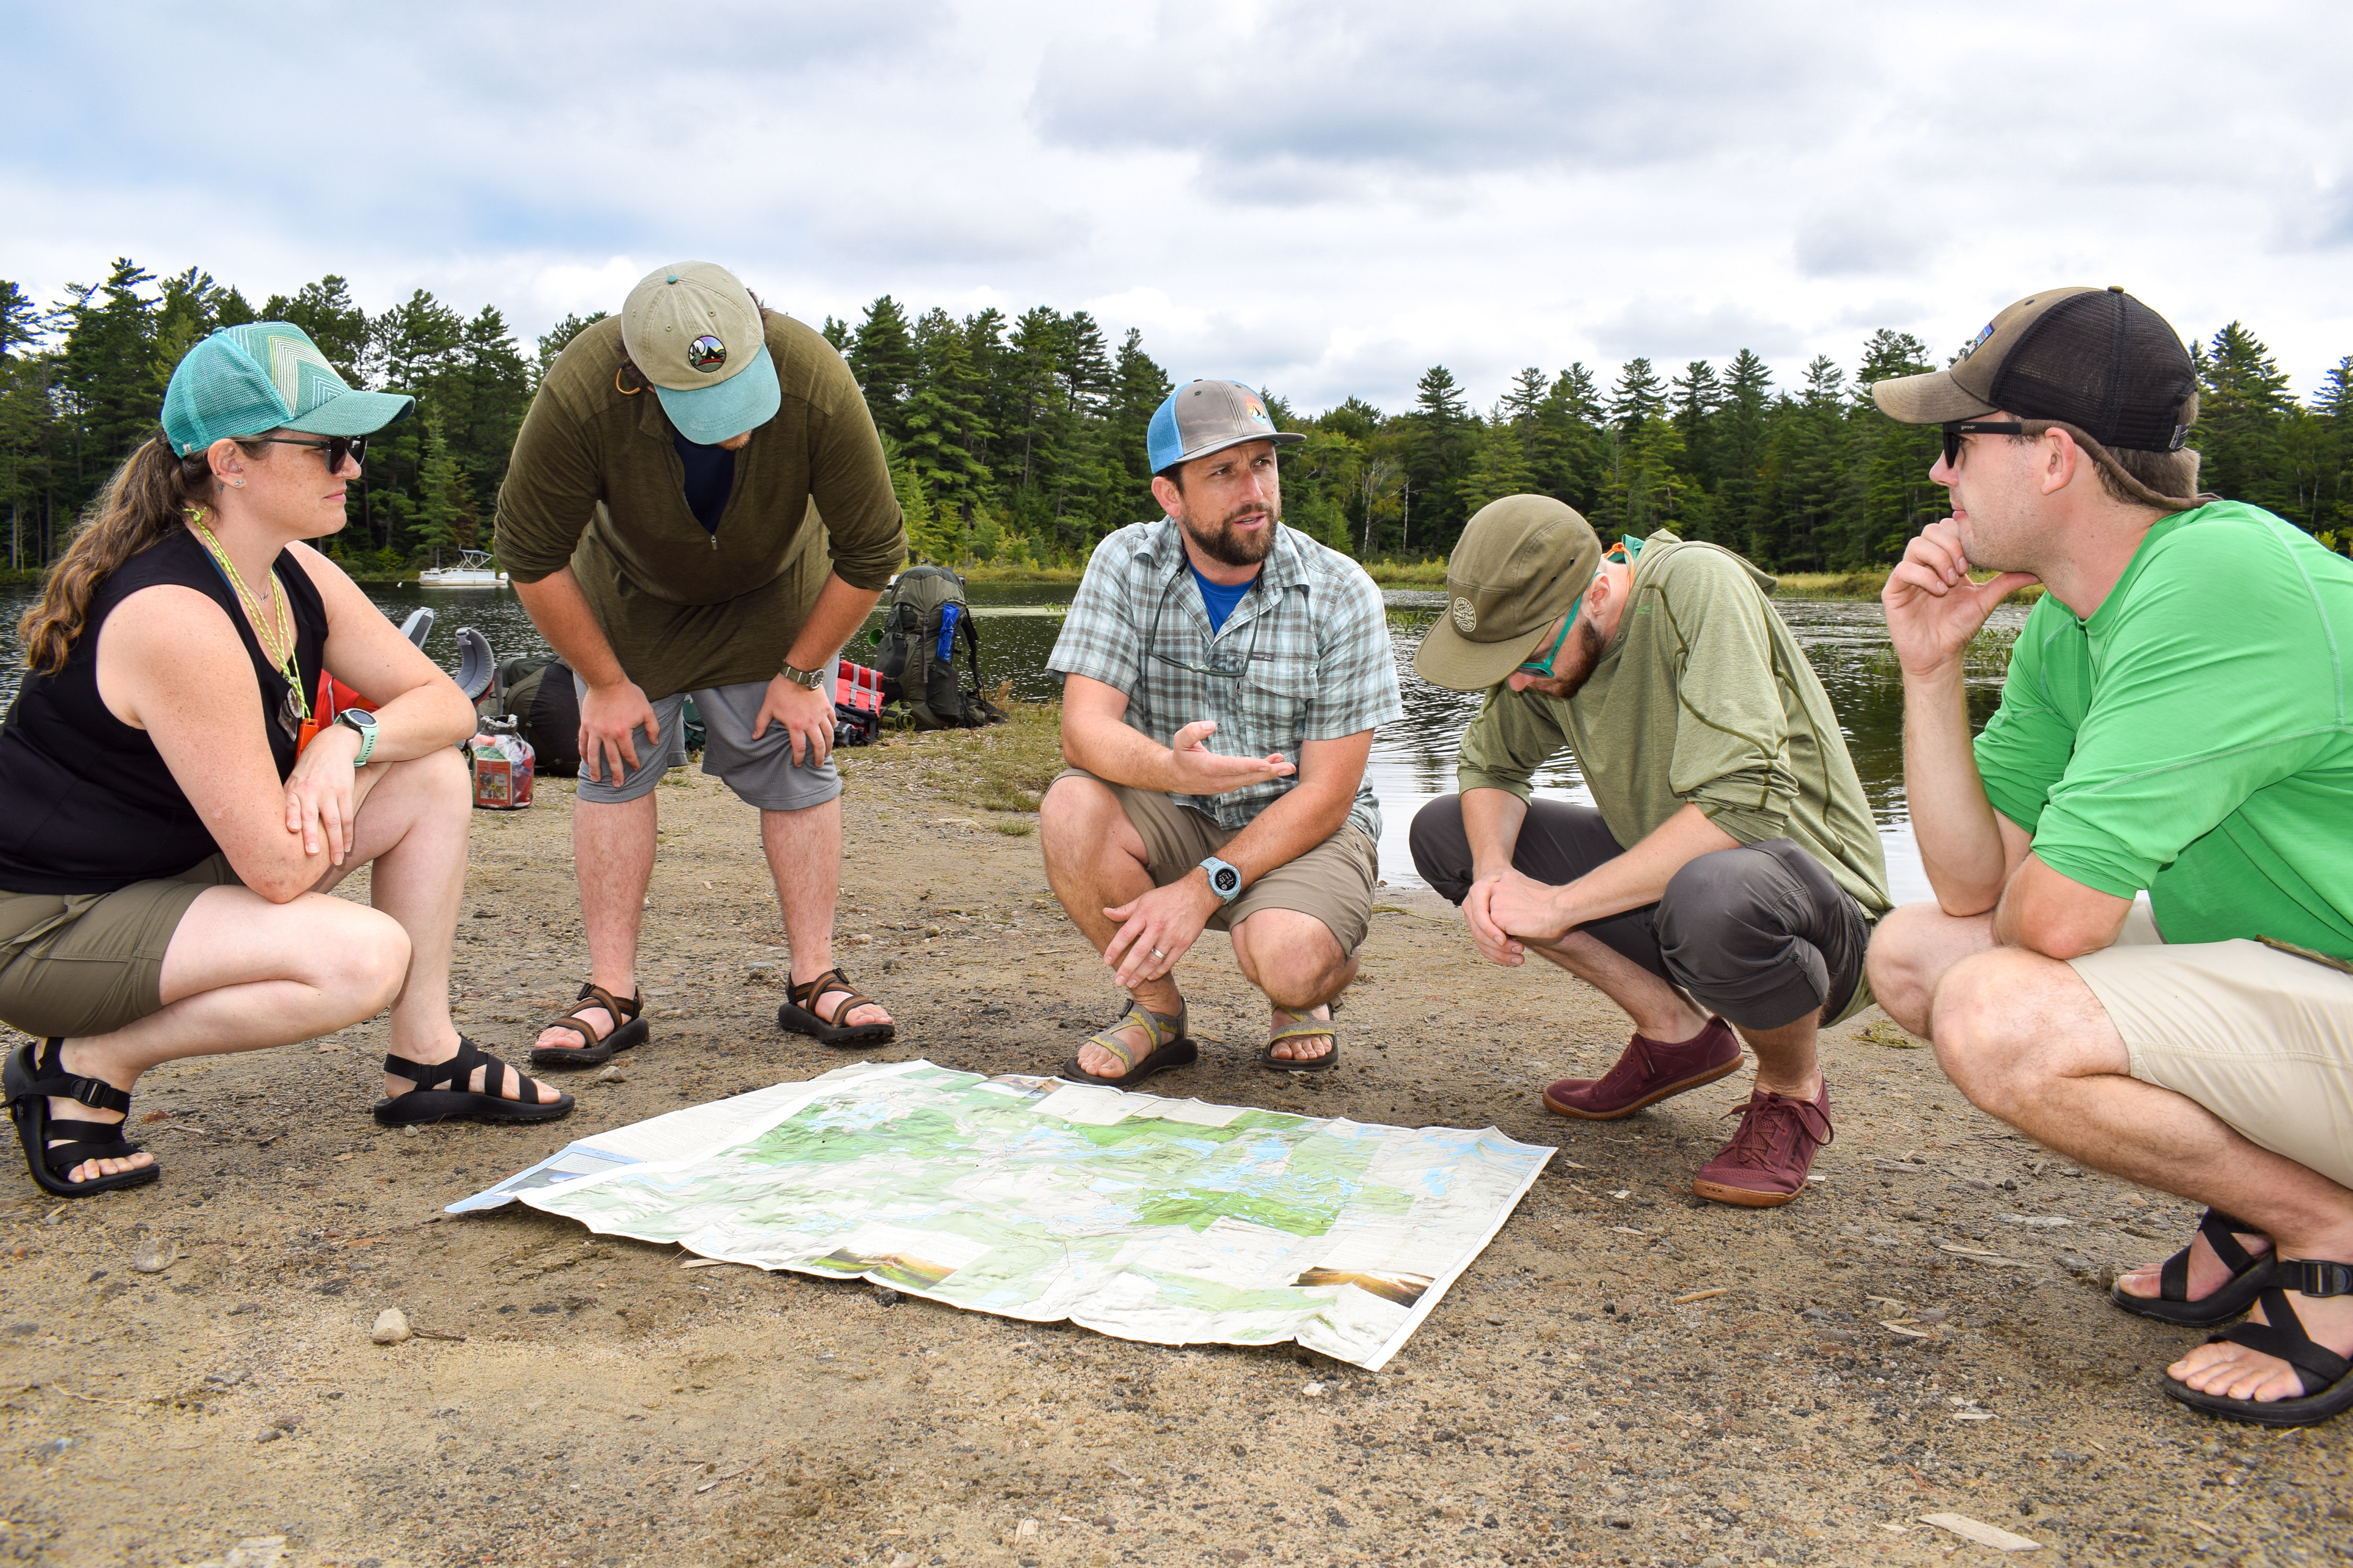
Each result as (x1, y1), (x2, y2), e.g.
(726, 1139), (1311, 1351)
(873, 566), (1002, 730)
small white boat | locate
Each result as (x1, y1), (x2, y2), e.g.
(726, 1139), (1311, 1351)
(418, 550), (510, 589)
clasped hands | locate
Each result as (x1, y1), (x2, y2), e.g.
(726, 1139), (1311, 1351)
(1462, 866), (1579, 967)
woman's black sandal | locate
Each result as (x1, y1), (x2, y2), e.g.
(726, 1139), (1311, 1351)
(779, 967), (895, 1048)
(2162, 1262), (2353, 1428)
(2112, 1207), (2275, 1326)
(374, 1037), (576, 1126)
(529, 983), (649, 1068)
(4, 1039), (160, 1198)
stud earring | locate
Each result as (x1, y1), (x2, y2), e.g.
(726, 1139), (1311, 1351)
(231, 479), (246, 488)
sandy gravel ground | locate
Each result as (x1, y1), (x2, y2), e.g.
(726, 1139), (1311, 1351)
(0, 723), (2346, 1567)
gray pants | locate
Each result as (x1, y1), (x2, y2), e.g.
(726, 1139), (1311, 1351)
(572, 672), (842, 813)
(1408, 795), (1870, 1031)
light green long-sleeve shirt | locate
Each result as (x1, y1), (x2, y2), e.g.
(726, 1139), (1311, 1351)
(1456, 531), (1891, 921)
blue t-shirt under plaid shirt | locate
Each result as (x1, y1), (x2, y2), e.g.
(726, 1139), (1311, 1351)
(1048, 518), (1403, 840)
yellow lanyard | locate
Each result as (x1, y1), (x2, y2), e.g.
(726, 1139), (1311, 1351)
(186, 514), (310, 724)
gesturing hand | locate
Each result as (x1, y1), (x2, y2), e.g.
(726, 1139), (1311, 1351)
(1102, 876), (1220, 989)
(578, 679), (663, 785)
(753, 675), (835, 767)
(1165, 719), (1294, 795)
(1883, 520), (2038, 681)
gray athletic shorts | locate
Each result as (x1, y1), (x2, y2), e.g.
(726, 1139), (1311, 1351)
(573, 671), (842, 812)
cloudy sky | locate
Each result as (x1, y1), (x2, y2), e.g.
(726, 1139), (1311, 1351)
(9, 0), (2350, 413)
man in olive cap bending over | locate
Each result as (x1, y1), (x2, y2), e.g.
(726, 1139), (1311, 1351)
(1409, 498), (1889, 1205)
(497, 262), (906, 1065)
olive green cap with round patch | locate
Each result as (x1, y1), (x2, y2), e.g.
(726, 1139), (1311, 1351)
(1413, 494), (1603, 691)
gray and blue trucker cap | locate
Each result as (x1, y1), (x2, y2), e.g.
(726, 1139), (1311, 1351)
(1146, 380), (1304, 476)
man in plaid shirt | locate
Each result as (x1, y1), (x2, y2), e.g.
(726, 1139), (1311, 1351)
(1043, 380), (1402, 1087)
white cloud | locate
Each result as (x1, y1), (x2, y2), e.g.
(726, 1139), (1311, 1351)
(7, 0), (2351, 413)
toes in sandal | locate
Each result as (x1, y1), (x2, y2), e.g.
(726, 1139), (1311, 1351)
(779, 967), (895, 1048)
(529, 983), (649, 1068)
(2114, 1206), (2276, 1326)
(1260, 1009), (1340, 1074)
(375, 1037), (576, 1126)
(1062, 1001), (1196, 1088)
(2163, 1264), (2353, 1428)
(4, 1039), (159, 1198)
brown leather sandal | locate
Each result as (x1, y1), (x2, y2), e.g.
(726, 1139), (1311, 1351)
(528, 983), (649, 1068)
(779, 967), (895, 1048)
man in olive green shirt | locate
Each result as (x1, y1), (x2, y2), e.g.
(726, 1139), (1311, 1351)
(1411, 495), (1888, 1207)
(1865, 285), (2353, 1428)
(496, 262), (906, 1062)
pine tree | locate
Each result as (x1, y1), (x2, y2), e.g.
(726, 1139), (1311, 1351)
(535, 311), (607, 384)
(1851, 330), (1941, 563)
(2196, 322), (2295, 515)
(1405, 365), (1473, 547)
(900, 307), (992, 524)
(848, 296), (918, 442)
(1608, 358), (1668, 432)
(262, 276), (367, 382)
(1462, 401), (1535, 517)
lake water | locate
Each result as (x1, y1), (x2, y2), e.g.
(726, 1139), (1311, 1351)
(0, 578), (2020, 905)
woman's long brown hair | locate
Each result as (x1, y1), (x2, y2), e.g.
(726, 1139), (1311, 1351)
(17, 434), (230, 675)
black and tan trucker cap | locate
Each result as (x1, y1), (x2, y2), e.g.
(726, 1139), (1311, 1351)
(1870, 285), (2198, 452)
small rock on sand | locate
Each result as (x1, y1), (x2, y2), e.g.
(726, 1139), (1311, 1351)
(371, 1307), (412, 1345)
(130, 1240), (173, 1274)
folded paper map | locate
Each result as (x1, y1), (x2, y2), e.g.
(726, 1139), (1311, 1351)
(455, 1059), (1549, 1370)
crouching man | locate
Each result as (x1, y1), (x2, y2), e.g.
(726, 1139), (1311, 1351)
(1041, 380), (1401, 1085)
(1864, 285), (2353, 1427)
(1410, 496), (1890, 1206)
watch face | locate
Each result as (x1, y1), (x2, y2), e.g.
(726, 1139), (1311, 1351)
(1213, 866), (1239, 893)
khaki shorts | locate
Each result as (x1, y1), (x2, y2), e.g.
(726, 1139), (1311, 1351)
(0, 854), (240, 1040)
(1051, 769), (1379, 956)
(2072, 908), (2353, 1190)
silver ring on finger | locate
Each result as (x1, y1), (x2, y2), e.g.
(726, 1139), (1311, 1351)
(1151, 947), (1166, 960)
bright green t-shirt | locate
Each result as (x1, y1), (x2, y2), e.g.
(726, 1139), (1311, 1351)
(1973, 501), (2353, 960)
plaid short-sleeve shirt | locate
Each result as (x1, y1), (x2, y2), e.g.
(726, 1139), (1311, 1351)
(1048, 518), (1402, 839)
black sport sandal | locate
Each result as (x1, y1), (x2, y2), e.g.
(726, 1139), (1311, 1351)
(2163, 1262), (2353, 1428)
(374, 1037), (576, 1126)
(4, 1038), (160, 1199)
(2112, 1207), (2276, 1327)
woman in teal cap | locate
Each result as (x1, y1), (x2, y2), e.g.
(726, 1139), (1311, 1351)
(0, 321), (570, 1198)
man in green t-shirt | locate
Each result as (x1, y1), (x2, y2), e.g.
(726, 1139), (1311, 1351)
(496, 262), (907, 1065)
(1411, 495), (1889, 1208)
(1866, 285), (2353, 1428)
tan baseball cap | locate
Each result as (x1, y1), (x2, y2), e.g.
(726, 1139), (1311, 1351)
(620, 261), (780, 445)
(1413, 495), (1603, 691)
(1870, 285), (2197, 451)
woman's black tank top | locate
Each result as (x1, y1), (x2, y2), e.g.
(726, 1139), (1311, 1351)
(0, 528), (327, 894)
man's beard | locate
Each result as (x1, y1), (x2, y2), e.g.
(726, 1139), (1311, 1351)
(1519, 617), (1608, 701)
(1179, 500), (1279, 567)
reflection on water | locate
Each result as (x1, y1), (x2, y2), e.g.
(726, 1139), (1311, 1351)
(0, 577), (2015, 906)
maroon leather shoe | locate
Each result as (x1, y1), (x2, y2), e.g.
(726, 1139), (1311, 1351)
(1693, 1081), (1834, 1208)
(1541, 1017), (1744, 1120)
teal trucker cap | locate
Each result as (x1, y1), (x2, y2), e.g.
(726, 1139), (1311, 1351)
(161, 322), (414, 457)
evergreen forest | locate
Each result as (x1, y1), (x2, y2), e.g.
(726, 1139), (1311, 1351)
(3, 259), (2348, 578)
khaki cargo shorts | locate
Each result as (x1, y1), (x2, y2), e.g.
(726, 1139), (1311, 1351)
(0, 853), (240, 1040)
(2071, 907), (2353, 1190)
(1050, 769), (1380, 956)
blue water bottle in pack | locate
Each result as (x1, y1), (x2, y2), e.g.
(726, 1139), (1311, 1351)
(936, 602), (961, 663)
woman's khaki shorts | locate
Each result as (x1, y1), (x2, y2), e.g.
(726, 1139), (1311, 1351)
(0, 854), (238, 1040)
(1050, 769), (1380, 956)
(2071, 913), (2353, 1190)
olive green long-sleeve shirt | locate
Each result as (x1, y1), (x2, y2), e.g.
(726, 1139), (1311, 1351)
(494, 313), (905, 701)
(1457, 532), (1890, 922)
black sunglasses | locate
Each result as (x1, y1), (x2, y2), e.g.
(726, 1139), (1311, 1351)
(249, 434), (368, 471)
(1940, 421), (2024, 469)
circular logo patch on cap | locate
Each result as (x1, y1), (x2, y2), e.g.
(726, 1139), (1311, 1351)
(1450, 597), (1477, 633)
(686, 335), (728, 374)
